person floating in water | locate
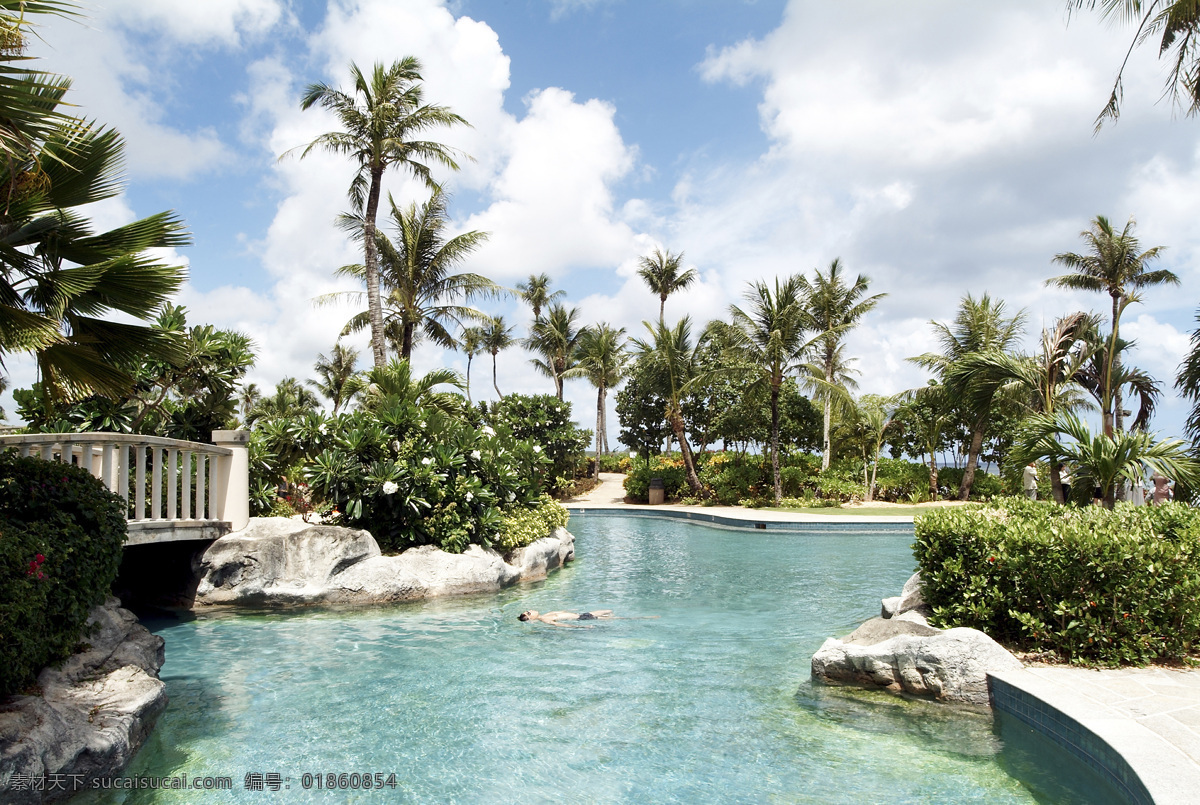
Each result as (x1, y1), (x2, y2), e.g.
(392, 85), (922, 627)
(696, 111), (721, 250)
(518, 609), (614, 627)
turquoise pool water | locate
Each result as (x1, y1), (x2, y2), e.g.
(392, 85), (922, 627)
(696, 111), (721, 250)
(84, 514), (1122, 804)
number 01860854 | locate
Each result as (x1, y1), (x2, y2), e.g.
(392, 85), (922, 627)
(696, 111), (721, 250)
(300, 772), (398, 790)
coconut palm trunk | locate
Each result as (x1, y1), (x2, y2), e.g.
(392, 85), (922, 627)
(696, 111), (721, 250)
(594, 385), (605, 480)
(822, 394), (833, 471)
(363, 169), (387, 367)
(668, 402), (703, 494)
(492, 352), (502, 397)
(959, 419), (986, 501)
(770, 382), (783, 503)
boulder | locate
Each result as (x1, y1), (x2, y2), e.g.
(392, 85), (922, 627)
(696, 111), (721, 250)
(193, 518), (576, 607)
(895, 572), (930, 617)
(880, 596), (901, 619)
(0, 598), (168, 803)
(811, 622), (1023, 706)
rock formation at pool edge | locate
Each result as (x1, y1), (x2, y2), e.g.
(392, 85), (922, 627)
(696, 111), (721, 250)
(193, 516), (576, 607)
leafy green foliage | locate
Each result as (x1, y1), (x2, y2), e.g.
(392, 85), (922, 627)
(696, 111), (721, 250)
(494, 497), (569, 552)
(484, 394), (590, 495)
(0, 452), (126, 695)
(914, 498), (1200, 665)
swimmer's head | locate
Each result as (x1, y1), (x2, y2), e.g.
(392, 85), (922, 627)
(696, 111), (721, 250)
(518, 610), (537, 621)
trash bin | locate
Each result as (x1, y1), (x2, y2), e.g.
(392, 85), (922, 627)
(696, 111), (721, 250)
(648, 477), (665, 505)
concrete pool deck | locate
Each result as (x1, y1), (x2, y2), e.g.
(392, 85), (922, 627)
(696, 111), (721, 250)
(566, 475), (1200, 804)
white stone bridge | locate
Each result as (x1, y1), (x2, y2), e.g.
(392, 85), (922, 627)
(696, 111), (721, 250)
(0, 431), (250, 545)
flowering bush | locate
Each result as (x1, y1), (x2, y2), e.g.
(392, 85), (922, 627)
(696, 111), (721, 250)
(0, 452), (127, 696)
(914, 497), (1200, 665)
(484, 394), (591, 495)
(306, 401), (553, 554)
(494, 496), (569, 552)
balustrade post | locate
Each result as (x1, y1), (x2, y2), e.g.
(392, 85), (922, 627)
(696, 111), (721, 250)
(211, 430), (250, 531)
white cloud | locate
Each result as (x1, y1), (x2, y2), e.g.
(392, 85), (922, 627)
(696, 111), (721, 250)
(99, 0), (285, 47)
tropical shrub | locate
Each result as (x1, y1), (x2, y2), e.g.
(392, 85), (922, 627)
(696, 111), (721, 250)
(485, 394), (591, 495)
(494, 496), (569, 552)
(914, 498), (1200, 665)
(0, 452), (127, 696)
(935, 467), (1003, 501)
(596, 453), (632, 473)
(624, 455), (690, 502)
(306, 402), (551, 554)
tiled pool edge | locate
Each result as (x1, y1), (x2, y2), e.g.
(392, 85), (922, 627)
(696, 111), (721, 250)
(988, 669), (1200, 805)
(565, 505), (914, 534)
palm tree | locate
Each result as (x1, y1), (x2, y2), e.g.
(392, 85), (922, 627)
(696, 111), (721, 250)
(238, 383), (261, 423)
(896, 382), (954, 498)
(358, 358), (462, 414)
(856, 394), (900, 502)
(308, 343), (361, 414)
(911, 293), (1026, 501)
(293, 58), (468, 368)
(460, 325), (485, 404)
(327, 186), (496, 360)
(1014, 412), (1200, 508)
(727, 275), (810, 504)
(630, 316), (708, 494)
(481, 316), (515, 398)
(248, 378), (321, 424)
(566, 323), (628, 476)
(800, 259), (886, 470)
(1176, 309), (1200, 444)
(1073, 326), (1162, 433)
(525, 303), (582, 401)
(1047, 215), (1176, 434)
(516, 273), (564, 322)
(950, 312), (1099, 502)
(0, 109), (188, 403)
(637, 247), (696, 320)
(1070, 1), (1200, 129)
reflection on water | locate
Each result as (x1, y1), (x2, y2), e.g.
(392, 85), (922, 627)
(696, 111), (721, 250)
(78, 516), (1120, 804)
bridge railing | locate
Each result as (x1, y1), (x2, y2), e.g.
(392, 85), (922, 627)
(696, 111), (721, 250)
(0, 430), (250, 535)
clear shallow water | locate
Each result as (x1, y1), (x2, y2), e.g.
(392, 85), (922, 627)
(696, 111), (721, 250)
(84, 515), (1122, 804)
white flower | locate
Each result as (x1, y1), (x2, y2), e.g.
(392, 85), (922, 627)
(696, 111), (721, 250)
(507, 492), (515, 502)
(391, 440), (402, 453)
(465, 491), (474, 501)
(421, 457), (432, 466)
(471, 450), (481, 460)
(533, 445), (542, 454)
(381, 481), (398, 495)
(418, 421), (426, 428)
(482, 426), (496, 437)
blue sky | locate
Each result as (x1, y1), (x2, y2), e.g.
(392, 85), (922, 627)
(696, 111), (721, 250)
(12, 0), (1200, 448)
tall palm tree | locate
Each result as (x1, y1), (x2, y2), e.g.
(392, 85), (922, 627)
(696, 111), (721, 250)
(525, 303), (582, 401)
(327, 186), (496, 361)
(1070, 1), (1200, 129)
(308, 343), (361, 414)
(630, 316), (708, 494)
(1073, 326), (1162, 433)
(1176, 308), (1200, 444)
(459, 325), (485, 404)
(637, 247), (696, 320)
(238, 383), (261, 423)
(950, 312), (1099, 502)
(0, 103), (188, 403)
(482, 316), (515, 398)
(566, 323), (628, 475)
(727, 275), (810, 504)
(248, 377), (321, 425)
(800, 259), (886, 470)
(516, 273), (564, 322)
(293, 58), (468, 368)
(911, 293), (1026, 501)
(897, 382), (954, 498)
(1047, 215), (1176, 434)
(855, 394), (900, 503)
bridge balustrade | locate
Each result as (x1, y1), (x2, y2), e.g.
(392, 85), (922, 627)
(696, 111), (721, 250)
(0, 430), (250, 545)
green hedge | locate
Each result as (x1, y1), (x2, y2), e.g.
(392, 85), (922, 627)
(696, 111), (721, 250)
(0, 452), (127, 696)
(494, 497), (569, 552)
(914, 497), (1200, 665)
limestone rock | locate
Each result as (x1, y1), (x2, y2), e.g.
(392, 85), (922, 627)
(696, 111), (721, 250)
(895, 572), (930, 617)
(811, 624), (1022, 706)
(843, 617), (942, 646)
(880, 596), (901, 619)
(193, 517), (576, 607)
(0, 598), (167, 803)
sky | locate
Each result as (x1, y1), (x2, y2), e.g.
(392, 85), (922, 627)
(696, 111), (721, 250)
(11, 0), (1200, 448)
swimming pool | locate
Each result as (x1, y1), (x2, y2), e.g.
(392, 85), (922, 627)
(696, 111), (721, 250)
(81, 514), (1122, 803)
